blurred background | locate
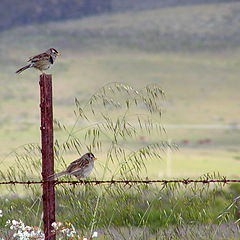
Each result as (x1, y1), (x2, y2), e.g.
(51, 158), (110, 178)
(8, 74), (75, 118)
(0, 0), (240, 178)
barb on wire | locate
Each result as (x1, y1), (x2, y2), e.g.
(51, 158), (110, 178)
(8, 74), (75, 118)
(0, 179), (239, 185)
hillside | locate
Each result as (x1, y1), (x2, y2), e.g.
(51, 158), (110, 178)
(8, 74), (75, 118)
(1, 2), (240, 123)
(0, 0), (237, 30)
(0, 2), (240, 177)
(0, 0), (111, 31)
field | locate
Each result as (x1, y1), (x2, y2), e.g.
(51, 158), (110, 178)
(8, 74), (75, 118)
(0, 2), (240, 239)
(0, 2), (240, 178)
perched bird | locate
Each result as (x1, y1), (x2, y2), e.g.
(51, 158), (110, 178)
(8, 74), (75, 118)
(16, 48), (60, 74)
(49, 153), (97, 180)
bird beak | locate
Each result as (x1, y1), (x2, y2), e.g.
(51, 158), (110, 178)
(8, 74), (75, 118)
(57, 52), (61, 56)
(93, 157), (97, 161)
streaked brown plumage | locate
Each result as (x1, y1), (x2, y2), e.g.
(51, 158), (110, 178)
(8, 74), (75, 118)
(48, 153), (97, 180)
(16, 48), (60, 74)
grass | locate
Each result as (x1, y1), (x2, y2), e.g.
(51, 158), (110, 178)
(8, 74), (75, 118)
(0, 122), (239, 178)
(0, 183), (239, 239)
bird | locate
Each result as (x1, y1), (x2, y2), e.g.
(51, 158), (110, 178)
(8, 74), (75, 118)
(16, 48), (60, 74)
(48, 153), (97, 180)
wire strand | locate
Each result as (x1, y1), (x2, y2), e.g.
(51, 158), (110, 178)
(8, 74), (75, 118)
(0, 179), (239, 185)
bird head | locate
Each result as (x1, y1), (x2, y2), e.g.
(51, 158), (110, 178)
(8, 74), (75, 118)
(47, 48), (61, 56)
(85, 152), (97, 161)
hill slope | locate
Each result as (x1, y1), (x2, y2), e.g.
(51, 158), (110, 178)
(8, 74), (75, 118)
(0, 0), (235, 30)
(0, 2), (240, 176)
(1, 2), (240, 121)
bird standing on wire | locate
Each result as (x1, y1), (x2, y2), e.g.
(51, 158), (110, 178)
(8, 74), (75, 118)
(49, 153), (97, 180)
(16, 48), (60, 74)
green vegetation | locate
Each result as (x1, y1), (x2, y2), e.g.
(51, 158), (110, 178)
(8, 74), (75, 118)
(0, 183), (239, 239)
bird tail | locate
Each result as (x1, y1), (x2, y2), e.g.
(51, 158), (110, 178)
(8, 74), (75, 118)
(48, 171), (68, 180)
(16, 64), (32, 74)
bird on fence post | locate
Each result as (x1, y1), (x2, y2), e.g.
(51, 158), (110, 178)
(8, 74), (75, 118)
(16, 48), (60, 74)
(48, 153), (97, 180)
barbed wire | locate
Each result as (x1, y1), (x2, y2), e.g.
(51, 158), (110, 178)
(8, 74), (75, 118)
(0, 179), (239, 186)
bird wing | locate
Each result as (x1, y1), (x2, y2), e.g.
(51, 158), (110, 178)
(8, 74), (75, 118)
(28, 53), (51, 62)
(66, 158), (90, 173)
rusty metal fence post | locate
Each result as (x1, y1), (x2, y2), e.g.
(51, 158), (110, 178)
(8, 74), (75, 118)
(39, 74), (56, 240)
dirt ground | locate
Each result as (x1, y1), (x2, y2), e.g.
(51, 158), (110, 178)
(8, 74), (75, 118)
(98, 222), (240, 239)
